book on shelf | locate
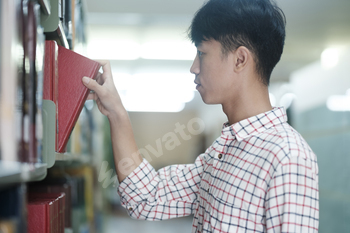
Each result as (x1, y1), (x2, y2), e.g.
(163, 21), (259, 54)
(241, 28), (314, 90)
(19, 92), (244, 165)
(68, 115), (82, 155)
(19, 0), (44, 163)
(67, 105), (94, 156)
(43, 41), (101, 153)
(1, 0), (89, 162)
(41, 0), (69, 48)
(64, 0), (73, 48)
(28, 182), (72, 229)
(27, 200), (54, 233)
(41, 169), (89, 232)
(57, 44), (100, 153)
(72, 0), (86, 52)
(27, 192), (66, 233)
(39, 0), (87, 49)
(65, 165), (95, 224)
(2, 0), (24, 162)
(58, 0), (65, 21)
(43, 40), (59, 151)
(0, 0), (41, 162)
(43, 41), (59, 105)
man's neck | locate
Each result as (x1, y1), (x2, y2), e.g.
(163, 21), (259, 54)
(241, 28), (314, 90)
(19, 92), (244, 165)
(222, 84), (273, 126)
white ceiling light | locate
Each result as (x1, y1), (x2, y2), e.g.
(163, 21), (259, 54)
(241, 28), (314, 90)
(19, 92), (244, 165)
(321, 48), (339, 69)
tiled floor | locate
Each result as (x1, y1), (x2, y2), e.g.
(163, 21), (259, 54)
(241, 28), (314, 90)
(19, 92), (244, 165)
(104, 209), (193, 233)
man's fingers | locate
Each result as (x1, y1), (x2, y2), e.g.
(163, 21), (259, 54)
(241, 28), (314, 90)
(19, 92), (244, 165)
(95, 72), (105, 85)
(95, 60), (112, 78)
(82, 76), (103, 95)
(86, 92), (97, 100)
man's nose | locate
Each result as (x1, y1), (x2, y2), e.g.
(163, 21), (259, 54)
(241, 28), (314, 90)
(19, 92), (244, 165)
(190, 55), (200, 75)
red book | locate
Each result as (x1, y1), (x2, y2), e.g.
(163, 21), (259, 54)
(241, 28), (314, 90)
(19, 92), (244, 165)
(57, 45), (101, 152)
(27, 200), (54, 233)
(28, 193), (66, 233)
(43, 40), (58, 104)
(28, 183), (72, 228)
(43, 40), (59, 150)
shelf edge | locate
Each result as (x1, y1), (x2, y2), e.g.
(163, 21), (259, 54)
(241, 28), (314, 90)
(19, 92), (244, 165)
(0, 161), (48, 187)
(38, 0), (51, 15)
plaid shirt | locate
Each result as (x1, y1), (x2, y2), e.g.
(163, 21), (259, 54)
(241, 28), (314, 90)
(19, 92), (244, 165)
(118, 107), (319, 232)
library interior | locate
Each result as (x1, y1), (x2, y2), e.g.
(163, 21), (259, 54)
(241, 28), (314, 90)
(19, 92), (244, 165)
(0, 0), (350, 232)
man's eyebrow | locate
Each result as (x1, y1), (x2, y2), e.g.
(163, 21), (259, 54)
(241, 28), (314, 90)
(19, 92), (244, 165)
(195, 42), (203, 48)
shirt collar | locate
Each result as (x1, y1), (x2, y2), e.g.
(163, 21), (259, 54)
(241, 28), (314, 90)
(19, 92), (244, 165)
(222, 107), (288, 142)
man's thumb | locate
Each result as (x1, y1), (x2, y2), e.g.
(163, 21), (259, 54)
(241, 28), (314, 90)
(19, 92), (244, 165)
(82, 76), (92, 85)
(82, 76), (102, 95)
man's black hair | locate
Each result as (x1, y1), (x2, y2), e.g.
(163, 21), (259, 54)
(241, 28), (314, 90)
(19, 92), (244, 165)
(189, 0), (286, 86)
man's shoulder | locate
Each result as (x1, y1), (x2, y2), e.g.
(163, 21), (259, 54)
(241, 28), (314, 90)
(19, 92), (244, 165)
(262, 122), (317, 164)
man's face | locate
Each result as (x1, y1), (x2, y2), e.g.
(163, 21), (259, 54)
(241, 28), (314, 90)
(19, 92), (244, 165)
(190, 39), (237, 105)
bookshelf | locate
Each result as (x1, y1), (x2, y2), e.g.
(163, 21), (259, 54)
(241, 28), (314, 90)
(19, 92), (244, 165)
(0, 0), (89, 184)
(0, 0), (105, 232)
(0, 161), (47, 189)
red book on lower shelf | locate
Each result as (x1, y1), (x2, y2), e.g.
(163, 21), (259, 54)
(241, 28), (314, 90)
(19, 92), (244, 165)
(28, 192), (66, 233)
(28, 183), (72, 229)
(27, 200), (54, 233)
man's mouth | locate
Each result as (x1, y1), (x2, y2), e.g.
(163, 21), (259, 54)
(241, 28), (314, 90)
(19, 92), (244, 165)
(194, 80), (201, 89)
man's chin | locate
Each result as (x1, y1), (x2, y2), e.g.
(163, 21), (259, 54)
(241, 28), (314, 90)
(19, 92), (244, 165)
(199, 94), (218, 105)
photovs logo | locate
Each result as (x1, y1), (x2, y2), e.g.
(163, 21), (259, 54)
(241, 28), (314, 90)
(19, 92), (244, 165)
(98, 117), (205, 189)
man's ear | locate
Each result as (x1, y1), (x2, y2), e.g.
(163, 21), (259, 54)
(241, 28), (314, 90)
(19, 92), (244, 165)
(234, 46), (250, 72)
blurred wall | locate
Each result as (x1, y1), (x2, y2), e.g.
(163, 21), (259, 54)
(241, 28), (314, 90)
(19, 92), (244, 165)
(129, 109), (204, 170)
(289, 47), (350, 232)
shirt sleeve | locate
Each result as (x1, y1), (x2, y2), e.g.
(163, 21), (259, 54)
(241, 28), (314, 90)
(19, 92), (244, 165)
(265, 156), (319, 232)
(117, 154), (206, 221)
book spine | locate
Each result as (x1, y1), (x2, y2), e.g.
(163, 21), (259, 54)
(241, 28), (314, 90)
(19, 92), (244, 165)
(53, 42), (59, 152)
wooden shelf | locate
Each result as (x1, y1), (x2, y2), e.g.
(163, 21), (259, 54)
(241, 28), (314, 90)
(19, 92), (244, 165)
(0, 161), (47, 188)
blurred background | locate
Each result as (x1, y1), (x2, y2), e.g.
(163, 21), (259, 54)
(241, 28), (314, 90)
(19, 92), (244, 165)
(82, 0), (350, 232)
(80, 0), (350, 233)
(1, 0), (348, 232)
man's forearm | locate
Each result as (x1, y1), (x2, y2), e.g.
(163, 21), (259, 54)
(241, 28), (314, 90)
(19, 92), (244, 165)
(81, 61), (143, 182)
(108, 109), (143, 182)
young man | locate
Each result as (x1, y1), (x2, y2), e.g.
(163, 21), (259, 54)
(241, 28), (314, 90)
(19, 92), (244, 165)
(83, 0), (319, 232)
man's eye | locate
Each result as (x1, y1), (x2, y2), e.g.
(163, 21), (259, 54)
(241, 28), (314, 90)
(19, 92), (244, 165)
(197, 51), (203, 57)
